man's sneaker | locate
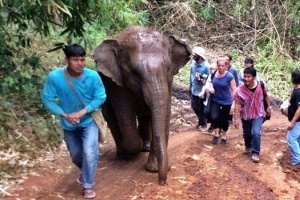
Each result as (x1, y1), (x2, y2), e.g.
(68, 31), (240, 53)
(198, 125), (208, 132)
(243, 147), (251, 154)
(288, 160), (300, 166)
(251, 153), (260, 163)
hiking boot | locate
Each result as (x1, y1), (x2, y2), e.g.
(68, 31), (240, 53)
(243, 147), (251, 154)
(251, 153), (260, 163)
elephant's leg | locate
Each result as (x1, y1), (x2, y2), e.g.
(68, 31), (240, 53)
(115, 111), (143, 156)
(137, 114), (152, 152)
(101, 102), (126, 156)
(144, 136), (159, 172)
(108, 93), (143, 156)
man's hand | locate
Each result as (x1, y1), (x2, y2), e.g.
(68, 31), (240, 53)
(234, 120), (239, 129)
(61, 109), (87, 125)
(287, 122), (295, 131)
(266, 107), (271, 116)
(199, 91), (205, 99)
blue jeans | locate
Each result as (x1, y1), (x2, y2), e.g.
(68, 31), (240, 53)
(241, 117), (264, 154)
(287, 122), (300, 163)
(64, 122), (99, 189)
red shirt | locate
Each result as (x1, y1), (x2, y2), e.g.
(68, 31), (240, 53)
(234, 81), (267, 120)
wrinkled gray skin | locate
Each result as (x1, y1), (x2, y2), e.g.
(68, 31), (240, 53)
(92, 26), (191, 185)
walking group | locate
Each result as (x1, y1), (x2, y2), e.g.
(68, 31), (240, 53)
(189, 46), (300, 165)
(40, 43), (300, 199)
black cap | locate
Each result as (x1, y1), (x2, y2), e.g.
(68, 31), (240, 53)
(244, 57), (254, 64)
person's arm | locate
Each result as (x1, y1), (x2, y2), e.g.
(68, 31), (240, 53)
(41, 74), (65, 116)
(234, 101), (241, 128)
(230, 78), (237, 97)
(287, 105), (300, 130)
(262, 82), (271, 116)
(233, 69), (239, 86)
(85, 76), (107, 113)
(68, 75), (107, 121)
(233, 89), (242, 128)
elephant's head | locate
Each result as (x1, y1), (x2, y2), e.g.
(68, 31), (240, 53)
(92, 26), (191, 185)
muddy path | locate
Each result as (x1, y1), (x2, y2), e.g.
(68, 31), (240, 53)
(5, 109), (300, 200)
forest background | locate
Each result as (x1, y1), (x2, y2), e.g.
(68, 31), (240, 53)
(0, 0), (300, 195)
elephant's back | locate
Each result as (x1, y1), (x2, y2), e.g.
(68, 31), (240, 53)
(117, 26), (167, 55)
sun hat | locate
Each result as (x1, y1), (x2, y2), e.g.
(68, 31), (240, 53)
(192, 47), (207, 60)
(244, 57), (254, 64)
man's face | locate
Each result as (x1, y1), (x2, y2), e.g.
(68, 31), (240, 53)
(66, 56), (86, 74)
(243, 73), (255, 86)
(193, 54), (203, 63)
(224, 56), (231, 68)
(244, 62), (253, 68)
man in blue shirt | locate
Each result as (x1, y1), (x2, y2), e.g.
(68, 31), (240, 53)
(41, 44), (106, 199)
(189, 47), (210, 131)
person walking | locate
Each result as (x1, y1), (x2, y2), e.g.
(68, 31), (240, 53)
(189, 47), (210, 132)
(204, 57), (236, 144)
(224, 54), (239, 126)
(234, 67), (271, 163)
(286, 69), (300, 166)
(41, 44), (106, 199)
(238, 57), (260, 85)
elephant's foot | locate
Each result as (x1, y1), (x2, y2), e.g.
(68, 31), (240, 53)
(141, 141), (151, 152)
(144, 161), (158, 173)
(144, 160), (171, 173)
(116, 147), (141, 158)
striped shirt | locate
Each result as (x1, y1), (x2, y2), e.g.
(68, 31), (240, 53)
(234, 81), (267, 120)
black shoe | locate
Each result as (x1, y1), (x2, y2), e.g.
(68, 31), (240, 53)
(212, 136), (219, 144)
(220, 138), (227, 144)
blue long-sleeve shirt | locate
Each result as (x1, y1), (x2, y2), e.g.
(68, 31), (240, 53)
(190, 60), (210, 96)
(41, 67), (106, 130)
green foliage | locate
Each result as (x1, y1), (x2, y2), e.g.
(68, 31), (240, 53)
(254, 44), (299, 99)
(195, 1), (218, 23)
(174, 64), (191, 87)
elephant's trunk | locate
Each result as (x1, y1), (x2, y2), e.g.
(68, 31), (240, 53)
(150, 87), (169, 185)
(152, 103), (168, 185)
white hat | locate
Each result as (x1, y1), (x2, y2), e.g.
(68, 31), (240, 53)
(192, 47), (207, 60)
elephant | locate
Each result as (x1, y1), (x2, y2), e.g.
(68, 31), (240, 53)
(92, 26), (191, 185)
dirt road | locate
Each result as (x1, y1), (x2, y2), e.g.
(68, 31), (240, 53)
(5, 110), (300, 200)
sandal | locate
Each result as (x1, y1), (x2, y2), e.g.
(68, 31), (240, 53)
(83, 188), (96, 199)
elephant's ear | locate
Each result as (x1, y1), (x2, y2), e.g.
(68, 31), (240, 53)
(92, 40), (123, 86)
(168, 36), (192, 75)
